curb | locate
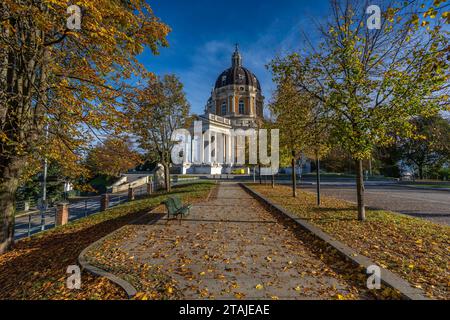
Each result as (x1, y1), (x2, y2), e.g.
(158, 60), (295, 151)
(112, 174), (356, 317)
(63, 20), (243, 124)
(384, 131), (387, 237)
(395, 185), (450, 193)
(205, 184), (217, 201)
(77, 183), (214, 299)
(78, 213), (163, 299)
(240, 183), (430, 301)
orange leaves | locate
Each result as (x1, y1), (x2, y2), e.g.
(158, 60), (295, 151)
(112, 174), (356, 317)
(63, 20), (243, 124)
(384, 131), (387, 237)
(86, 136), (142, 178)
(253, 184), (450, 300)
(1, 0), (170, 192)
(234, 292), (246, 299)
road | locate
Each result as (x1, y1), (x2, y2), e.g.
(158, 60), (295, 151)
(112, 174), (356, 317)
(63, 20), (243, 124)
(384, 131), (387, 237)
(13, 192), (131, 240)
(13, 181), (191, 240)
(299, 184), (450, 225)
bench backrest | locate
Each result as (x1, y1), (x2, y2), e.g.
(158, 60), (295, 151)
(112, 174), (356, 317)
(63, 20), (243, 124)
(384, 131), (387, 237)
(170, 196), (183, 210)
(162, 198), (178, 214)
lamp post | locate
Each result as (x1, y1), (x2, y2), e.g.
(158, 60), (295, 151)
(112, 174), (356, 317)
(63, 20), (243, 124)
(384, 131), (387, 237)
(40, 124), (49, 231)
(316, 151), (321, 206)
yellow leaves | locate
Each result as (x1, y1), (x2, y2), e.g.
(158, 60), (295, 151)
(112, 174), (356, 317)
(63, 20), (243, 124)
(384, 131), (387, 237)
(234, 292), (246, 299)
(230, 282), (239, 290)
(423, 8), (438, 19)
(134, 292), (149, 300)
(433, 0), (446, 7)
(442, 11), (450, 24)
(411, 14), (420, 27)
(252, 184), (450, 299)
(294, 286), (302, 292)
(199, 288), (209, 298)
(255, 284), (264, 290)
(265, 256), (272, 262)
(335, 293), (346, 300)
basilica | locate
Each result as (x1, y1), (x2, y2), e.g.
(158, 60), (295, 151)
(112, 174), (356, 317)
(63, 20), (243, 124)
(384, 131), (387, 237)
(177, 45), (265, 175)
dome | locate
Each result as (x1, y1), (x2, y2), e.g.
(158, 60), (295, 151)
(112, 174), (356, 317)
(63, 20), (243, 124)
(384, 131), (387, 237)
(214, 45), (261, 90)
(215, 67), (261, 90)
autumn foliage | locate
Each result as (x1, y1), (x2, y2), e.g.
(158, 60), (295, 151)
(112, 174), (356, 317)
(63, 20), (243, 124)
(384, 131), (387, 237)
(0, 0), (170, 252)
(86, 137), (142, 178)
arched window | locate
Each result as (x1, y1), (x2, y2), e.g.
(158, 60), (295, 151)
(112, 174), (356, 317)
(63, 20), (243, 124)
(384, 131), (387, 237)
(221, 102), (227, 115)
(238, 100), (245, 114)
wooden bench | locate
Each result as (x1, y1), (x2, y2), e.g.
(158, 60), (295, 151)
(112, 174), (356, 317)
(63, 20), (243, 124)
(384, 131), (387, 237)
(162, 196), (192, 223)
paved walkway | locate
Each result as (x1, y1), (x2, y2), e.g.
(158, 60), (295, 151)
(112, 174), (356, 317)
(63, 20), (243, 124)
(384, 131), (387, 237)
(98, 183), (373, 299)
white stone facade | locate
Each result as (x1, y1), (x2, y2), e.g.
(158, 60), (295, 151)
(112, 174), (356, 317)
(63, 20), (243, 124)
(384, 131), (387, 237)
(175, 47), (269, 174)
(176, 46), (265, 175)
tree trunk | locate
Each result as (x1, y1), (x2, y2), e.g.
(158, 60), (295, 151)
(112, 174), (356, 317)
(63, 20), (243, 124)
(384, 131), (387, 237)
(355, 159), (366, 221)
(291, 156), (297, 198)
(271, 174), (275, 189)
(418, 166), (424, 180)
(0, 159), (22, 254)
(258, 164), (262, 184)
(163, 163), (171, 192)
(316, 156), (321, 206)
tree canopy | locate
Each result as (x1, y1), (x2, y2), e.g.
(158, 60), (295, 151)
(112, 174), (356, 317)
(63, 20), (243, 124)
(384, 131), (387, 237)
(0, 0), (170, 253)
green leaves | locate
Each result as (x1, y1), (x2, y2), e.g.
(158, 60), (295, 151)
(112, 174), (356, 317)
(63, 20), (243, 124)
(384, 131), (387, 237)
(270, 0), (449, 163)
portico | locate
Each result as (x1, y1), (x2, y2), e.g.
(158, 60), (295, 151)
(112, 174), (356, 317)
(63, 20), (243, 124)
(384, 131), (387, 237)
(175, 46), (264, 175)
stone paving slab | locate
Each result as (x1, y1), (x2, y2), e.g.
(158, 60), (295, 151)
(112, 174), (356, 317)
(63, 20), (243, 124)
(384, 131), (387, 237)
(92, 183), (375, 299)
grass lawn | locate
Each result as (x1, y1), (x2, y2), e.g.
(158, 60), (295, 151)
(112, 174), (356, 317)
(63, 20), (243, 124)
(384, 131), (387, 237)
(0, 182), (215, 300)
(248, 184), (450, 300)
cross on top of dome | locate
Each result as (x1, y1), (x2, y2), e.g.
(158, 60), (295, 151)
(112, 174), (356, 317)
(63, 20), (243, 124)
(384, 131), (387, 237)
(232, 43), (242, 67)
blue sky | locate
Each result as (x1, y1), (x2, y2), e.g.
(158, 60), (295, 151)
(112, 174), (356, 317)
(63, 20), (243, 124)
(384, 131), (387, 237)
(139, 0), (330, 115)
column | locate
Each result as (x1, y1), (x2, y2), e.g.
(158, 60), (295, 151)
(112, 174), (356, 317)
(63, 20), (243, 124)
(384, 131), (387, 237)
(100, 194), (109, 211)
(190, 134), (194, 163)
(146, 182), (153, 195)
(250, 94), (255, 115)
(214, 132), (218, 163)
(200, 132), (204, 164)
(222, 133), (226, 164)
(232, 93), (236, 114)
(128, 187), (135, 201)
(55, 202), (69, 226)
(228, 134), (232, 165)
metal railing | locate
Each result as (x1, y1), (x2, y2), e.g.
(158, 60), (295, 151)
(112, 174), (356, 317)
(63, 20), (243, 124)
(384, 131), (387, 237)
(14, 183), (153, 240)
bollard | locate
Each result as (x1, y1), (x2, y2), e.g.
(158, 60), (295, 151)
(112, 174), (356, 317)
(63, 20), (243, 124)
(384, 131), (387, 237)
(100, 194), (109, 211)
(28, 214), (32, 237)
(146, 182), (152, 195)
(55, 202), (69, 226)
(128, 187), (135, 201)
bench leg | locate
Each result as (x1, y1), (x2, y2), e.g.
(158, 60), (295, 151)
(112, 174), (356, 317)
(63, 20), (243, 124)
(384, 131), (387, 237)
(166, 213), (175, 224)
